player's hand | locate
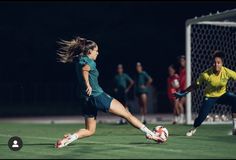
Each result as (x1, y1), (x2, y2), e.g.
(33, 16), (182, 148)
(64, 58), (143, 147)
(86, 85), (92, 96)
(173, 92), (187, 99)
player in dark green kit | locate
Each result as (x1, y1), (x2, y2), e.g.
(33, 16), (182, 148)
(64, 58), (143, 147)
(114, 64), (134, 124)
(55, 36), (163, 148)
(135, 62), (153, 124)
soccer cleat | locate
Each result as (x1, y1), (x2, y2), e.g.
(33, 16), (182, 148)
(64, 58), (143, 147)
(55, 133), (75, 149)
(145, 133), (165, 143)
(186, 128), (197, 137)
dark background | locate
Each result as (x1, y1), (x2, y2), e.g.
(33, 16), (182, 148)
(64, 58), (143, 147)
(0, 1), (235, 116)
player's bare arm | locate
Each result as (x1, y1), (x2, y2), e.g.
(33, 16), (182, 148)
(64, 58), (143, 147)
(82, 64), (92, 96)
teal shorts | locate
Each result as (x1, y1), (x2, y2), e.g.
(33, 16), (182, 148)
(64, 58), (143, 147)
(81, 92), (113, 118)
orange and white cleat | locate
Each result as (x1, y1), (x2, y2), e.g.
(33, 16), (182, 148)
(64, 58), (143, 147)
(55, 133), (75, 149)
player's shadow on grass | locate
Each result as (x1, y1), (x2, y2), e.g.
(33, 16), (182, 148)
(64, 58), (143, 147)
(168, 133), (185, 136)
(23, 143), (55, 148)
(129, 142), (160, 145)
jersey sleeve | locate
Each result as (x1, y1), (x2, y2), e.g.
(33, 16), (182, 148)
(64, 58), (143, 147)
(196, 72), (206, 86)
(196, 68), (211, 86)
(79, 58), (94, 70)
(79, 58), (87, 66)
(225, 67), (236, 81)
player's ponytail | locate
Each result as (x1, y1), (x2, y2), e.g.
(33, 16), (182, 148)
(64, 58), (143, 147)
(57, 36), (97, 63)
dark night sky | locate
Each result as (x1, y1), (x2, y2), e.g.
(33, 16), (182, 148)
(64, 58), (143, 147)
(0, 1), (236, 93)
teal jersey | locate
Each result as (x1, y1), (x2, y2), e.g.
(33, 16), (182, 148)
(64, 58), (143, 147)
(75, 55), (103, 97)
(135, 71), (151, 93)
(114, 73), (132, 90)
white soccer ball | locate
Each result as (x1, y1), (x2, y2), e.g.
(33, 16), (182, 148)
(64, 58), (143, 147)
(153, 126), (169, 143)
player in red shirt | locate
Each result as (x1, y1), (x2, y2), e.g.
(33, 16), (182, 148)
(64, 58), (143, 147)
(167, 64), (181, 124)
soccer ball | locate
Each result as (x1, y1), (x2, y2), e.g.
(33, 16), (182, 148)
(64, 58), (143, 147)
(153, 126), (169, 143)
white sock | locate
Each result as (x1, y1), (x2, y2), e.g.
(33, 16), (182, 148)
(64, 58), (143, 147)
(70, 133), (79, 142)
(139, 125), (155, 136)
(233, 118), (236, 129)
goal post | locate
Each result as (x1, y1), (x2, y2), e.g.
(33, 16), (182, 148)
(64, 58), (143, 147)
(185, 9), (236, 125)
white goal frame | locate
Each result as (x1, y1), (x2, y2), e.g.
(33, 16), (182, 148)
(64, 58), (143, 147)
(185, 9), (236, 125)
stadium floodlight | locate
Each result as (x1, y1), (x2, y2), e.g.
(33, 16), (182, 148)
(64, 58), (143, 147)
(185, 8), (236, 124)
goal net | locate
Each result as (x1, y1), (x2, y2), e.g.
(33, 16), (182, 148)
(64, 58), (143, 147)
(186, 9), (236, 124)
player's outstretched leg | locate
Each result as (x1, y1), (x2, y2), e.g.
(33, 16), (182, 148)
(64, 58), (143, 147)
(186, 98), (215, 136)
(108, 98), (164, 142)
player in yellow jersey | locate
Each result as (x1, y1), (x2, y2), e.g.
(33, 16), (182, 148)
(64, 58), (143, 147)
(174, 50), (236, 136)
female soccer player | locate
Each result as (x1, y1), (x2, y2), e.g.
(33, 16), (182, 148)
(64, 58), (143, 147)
(134, 62), (153, 124)
(113, 64), (134, 124)
(55, 36), (163, 148)
(175, 51), (236, 136)
(167, 64), (181, 124)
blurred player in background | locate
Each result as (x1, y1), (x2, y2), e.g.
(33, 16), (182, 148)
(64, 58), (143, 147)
(175, 51), (236, 136)
(55, 36), (163, 148)
(167, 64), (181, 124)
(134, 62), (153, 124)
(113, 64), (134, 124)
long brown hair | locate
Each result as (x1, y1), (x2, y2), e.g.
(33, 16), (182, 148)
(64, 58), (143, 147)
(57, 36), (97, 63)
